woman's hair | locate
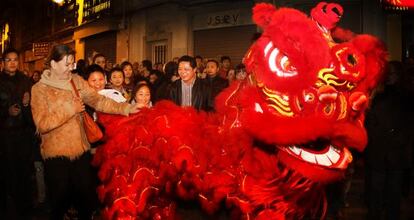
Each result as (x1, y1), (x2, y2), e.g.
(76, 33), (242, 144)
(142, 60), (153, 71)
(76, 59), (87, 70)
(235, 63), (246, 72)
(149, 70), (162, 79)
(130, 82), (151, 103)
(164, 61), (178, 76)
(121, 61), (133, 71)
(85, 64), (105, 80)
(45, 44), (75, 68)
(73, 59), (88, 78)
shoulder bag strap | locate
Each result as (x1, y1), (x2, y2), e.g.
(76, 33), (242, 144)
(69, 79), (87, 118)
(69, 79), (80, 98)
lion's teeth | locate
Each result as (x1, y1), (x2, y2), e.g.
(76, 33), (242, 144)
(315, 154), (332, 166)
(289, 146), (301, 155)
(327, 146), (340, 164)
(301, 150), (316, 163)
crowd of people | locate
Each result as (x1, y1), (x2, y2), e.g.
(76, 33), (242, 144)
(1, 44), (413, 219)
(72, 52), (248, 112)
(0, 45), (248, 219)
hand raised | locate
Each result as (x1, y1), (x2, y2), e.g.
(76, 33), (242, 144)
(22, 92), (30, 107)
(129, 103), (144, 114)
(8, 104), (21, 116)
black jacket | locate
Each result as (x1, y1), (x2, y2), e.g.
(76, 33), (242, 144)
(0, 71), (34, 130)
(205, 75), (229, 108)
(168, 78), (213, 112)
(0, 71), (35, 167)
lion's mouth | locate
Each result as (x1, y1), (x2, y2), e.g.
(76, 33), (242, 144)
(279, 142), (352, 170)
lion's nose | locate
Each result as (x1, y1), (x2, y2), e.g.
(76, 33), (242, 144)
(318, 85), (338, 103)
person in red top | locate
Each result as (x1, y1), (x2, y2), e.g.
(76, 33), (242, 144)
(218, 56), (233, 79)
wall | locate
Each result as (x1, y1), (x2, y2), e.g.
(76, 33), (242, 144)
(124, 0), (393, 63)
(128, 12), (146, 63)
(117, 28), (129, 64)
(144, 4), (188, 59)
(75, 39), (85, 60)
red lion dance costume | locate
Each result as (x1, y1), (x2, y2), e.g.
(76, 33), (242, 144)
(93, 2), (387, 219)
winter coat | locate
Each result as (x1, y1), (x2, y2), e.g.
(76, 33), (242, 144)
(205, 74), (229, 108)
(0, 71), (34, 130)
(31, 73), (131, 160)
(168, 78), (213, 112)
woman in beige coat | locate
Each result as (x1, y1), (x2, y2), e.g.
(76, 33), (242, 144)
(31, 45), (140, 219)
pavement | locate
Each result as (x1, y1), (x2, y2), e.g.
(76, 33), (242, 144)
(30, 157), (414, 220)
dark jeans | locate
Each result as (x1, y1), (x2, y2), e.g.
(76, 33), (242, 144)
(1, 130), (34, 219)
(366, 168), (404, 220)
(44, 152), (98, 220)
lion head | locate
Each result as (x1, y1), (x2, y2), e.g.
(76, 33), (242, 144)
(217, 2), (387, 183)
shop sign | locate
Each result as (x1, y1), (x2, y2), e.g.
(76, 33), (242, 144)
(83, 0), (111, 23)
(386, 0), (414, 7)
(193, 9), (253, 30)
(33, 42), (51, 57)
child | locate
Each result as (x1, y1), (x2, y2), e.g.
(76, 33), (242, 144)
(130, 83), (152, 108)
(108, 67), (130, 101)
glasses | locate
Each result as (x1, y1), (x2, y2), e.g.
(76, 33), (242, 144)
(4, 58), (18, 62)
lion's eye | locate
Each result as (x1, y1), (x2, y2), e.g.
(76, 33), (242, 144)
(280, 56), (296, 72)
(347, 54), (356, 66)
(264, 41), (298, 78)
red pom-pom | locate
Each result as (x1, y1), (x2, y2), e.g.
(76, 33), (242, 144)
(252, 3), (277, 28)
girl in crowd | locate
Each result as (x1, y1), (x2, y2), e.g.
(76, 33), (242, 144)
(130, 82), (152, 108)
(108, 67), (130, 101)
(235, 63), (247, 81)
(227, 69), (236, 84)
(30, 44), (141, 220)
(121, 61), (136, 99)
(32, 70), (41, 83)
(139, 59), (152, 78)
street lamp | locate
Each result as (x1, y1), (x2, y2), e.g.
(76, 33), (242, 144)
(52, 0), (64, 6)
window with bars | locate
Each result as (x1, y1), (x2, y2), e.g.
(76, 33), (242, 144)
(152, 42), (167, 65)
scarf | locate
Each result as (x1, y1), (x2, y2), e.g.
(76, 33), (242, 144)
(39, 69), (73, 91)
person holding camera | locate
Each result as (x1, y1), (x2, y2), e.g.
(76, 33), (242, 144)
(0, 48), (35, 219)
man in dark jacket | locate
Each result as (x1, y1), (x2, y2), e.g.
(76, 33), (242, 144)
(168, 55), (212, 111)
(0, 48), (35, 218)
(204, 59), (229, 110)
